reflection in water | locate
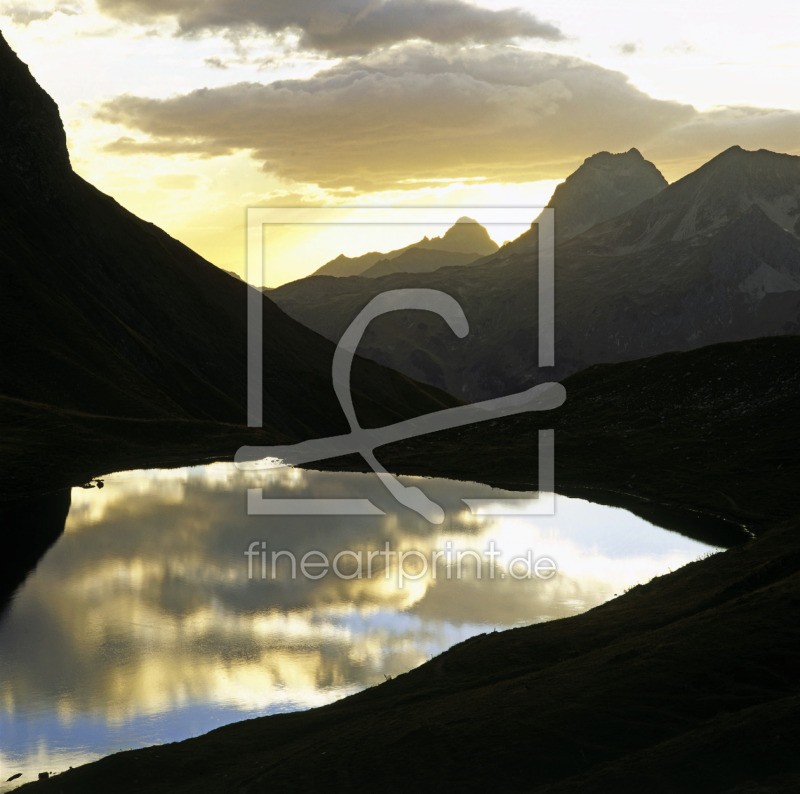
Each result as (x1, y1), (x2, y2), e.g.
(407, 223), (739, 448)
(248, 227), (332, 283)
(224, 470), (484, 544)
(0, 464), (719, 788)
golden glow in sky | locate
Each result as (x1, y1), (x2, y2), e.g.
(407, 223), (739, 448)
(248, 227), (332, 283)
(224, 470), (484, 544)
(2, 0), (798, 283)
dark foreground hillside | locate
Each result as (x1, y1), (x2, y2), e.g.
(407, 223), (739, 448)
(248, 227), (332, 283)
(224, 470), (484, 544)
(0, 31), (454, 454)
(334, 335), (800, 537)
(17, 336), (800, 793)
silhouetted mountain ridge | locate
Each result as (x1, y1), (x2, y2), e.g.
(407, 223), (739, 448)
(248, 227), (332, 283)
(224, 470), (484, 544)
(362, 246), (485, 278)
(421, 216), (499, 255)
(540, 148), (668, 244)
(0, 32), (455, 445)
(272, 146), (800, 401)
(580, 145), (800, 249)
(0, 32), (71, 200)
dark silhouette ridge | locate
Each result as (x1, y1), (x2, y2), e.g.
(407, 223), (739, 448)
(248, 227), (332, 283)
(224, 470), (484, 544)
(0, 489), (71, 612)
(0, 30), (458, 603)
(311, 216), (498, 278)
(0, 33), (71, 200)
(426, 215), (499, 255)
(361, 246), (484, 278)
(0, 32), (456, 452)
(378, 335), (800, 533)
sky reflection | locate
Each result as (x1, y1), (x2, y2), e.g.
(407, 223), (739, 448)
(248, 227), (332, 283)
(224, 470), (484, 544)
(0, 464), (718, 789)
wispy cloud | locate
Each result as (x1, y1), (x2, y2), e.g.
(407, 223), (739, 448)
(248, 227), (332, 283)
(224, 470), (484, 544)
(204, 55), (228, 69)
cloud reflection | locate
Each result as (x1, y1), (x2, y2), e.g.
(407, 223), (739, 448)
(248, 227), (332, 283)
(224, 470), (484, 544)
(0, 464), (717, 785)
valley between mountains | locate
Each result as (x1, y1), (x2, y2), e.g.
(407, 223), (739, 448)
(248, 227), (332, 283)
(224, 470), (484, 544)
(2, 29), (799, 794)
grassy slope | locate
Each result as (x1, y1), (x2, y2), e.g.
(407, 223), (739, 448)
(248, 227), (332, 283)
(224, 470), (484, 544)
(0, 395), (285, 499)
(0, 173), (458, 436)
(15, 335), (800, 792)
(321, 336), (799, 542)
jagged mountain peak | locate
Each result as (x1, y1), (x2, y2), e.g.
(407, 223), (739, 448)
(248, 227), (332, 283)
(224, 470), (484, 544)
(717, 144), (746, 158)
(272, 143), (800, 403)
(699, 144), (797, 171)
(312, 216), (498, 277)
(435, 217), (498, 255)
(0, 31), (72, 199)
(536, 148), (667, 244)
(682, 146), (800, 189)
(585, 146), (800, 248)
(582, 147), (646, 168)
(707, 144), (795, 164)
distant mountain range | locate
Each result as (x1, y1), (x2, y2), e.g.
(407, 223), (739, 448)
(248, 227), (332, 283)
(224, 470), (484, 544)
(272, 147), (800, 401)
(0, 33), (453, 444)
(311, 216), (499, 279)
(4, 23), (798, 441)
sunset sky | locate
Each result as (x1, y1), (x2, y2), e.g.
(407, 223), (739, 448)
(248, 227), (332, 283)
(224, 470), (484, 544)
(3, 0), (799, 285)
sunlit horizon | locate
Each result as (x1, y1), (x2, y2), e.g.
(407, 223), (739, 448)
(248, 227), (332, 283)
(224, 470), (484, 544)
(2, 0), (798, 283)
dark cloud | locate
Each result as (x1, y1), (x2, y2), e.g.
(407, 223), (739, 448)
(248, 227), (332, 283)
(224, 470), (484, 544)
(617, 42), (639, 55)
(97, 46), (698, 191)
(204, 55), (228, 69)
(4, 1), (81, 25)
(96, 45), (800, 191)
(95, 0), (564, 55)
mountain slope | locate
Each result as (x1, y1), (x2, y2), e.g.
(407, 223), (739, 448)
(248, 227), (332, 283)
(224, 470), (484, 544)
(272, 147), (800, 401)
(538, 147), (667, 244)
(584, 145), (800, 248)
(378, 335), (800, 532)
(313, 249), (391, 278)
(0, 33), (455, 447)
(414, 216), (499, 256)
(361, 246), (483, 278)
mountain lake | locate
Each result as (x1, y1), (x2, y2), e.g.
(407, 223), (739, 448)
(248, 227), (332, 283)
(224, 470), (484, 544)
(0, 463), (725, 788)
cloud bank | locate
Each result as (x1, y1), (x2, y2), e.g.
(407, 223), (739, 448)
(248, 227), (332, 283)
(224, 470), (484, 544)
(95, 0), (563, 55)
(98, 46), (708, 191)
(2, 1), (81, 25)
(97, 46), (800, 192)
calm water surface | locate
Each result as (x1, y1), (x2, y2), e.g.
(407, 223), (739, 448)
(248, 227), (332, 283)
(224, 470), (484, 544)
(0, 464), (720, 788)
